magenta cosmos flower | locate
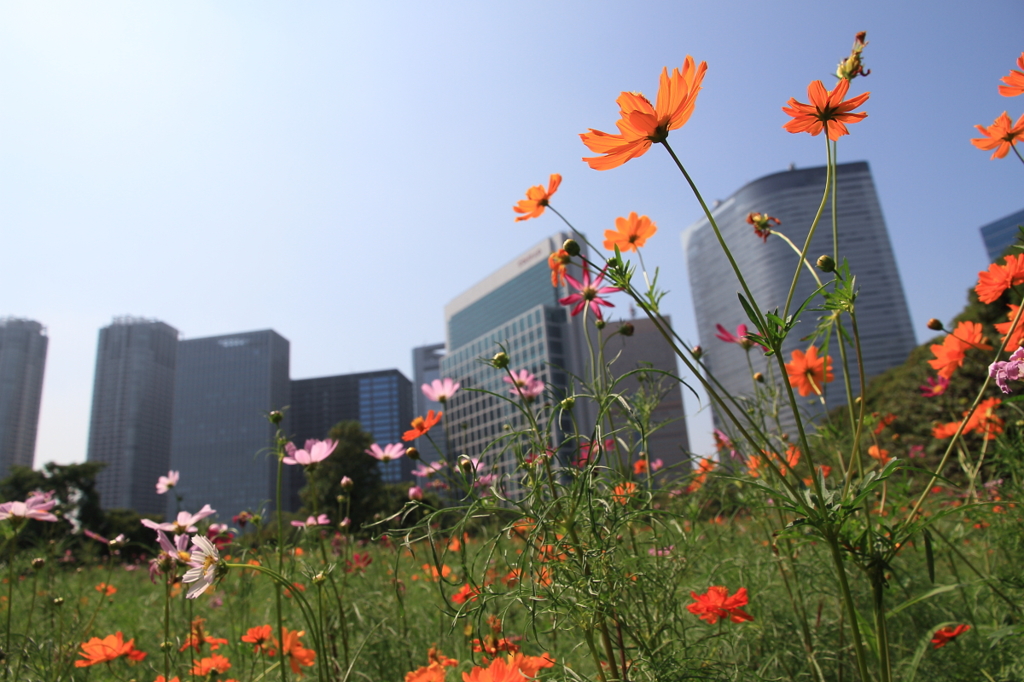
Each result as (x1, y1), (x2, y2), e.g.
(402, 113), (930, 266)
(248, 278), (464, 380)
(421, 378), (460, 404)
(0, 492), (59, 523)
(504, 369), (545, 400)
(142, 504), (216, 534)
(559, 267), (619, 321)
(156, 470), (179, 495)
(283, 439), (337, 466)
(291, 514), (330, 529)
(412, 461), (445, 478)
(366, 442), (405, 462)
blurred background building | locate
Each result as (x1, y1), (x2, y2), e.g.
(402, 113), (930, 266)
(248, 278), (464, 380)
(0, 318), (48, 479)
(683, 161), (915, 430)
(168, 329), (289, 521)
(979, 207), (1024, 263)
(411, 343), (447, 462)
(86, 317), (178, 514)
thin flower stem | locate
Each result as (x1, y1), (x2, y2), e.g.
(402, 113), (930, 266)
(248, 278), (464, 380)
(826, 534), (871, 682)
(274, 441), (289, 682)
(164, 577), (171, 681)
(841, 311), (869, 499)
(1014, 144), (1024, 168)
(773, 231), (824, 287)
(4, 532), (15, 681)
(82, 556), (116, 637)
(783, 137), (834, 320)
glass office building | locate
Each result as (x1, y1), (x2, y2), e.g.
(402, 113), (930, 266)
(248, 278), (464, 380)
(168, 330), (290, 521)
(86, 317), (178, 514)
(412, 343), (447, 463)
(287, 369), (414, 509)
(979, 207), (1024, 263)
(683, 162), (915, 429)
(0, 318), (48, 479)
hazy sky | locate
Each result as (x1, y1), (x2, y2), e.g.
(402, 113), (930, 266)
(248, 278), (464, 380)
(2, 1), (1021, 467)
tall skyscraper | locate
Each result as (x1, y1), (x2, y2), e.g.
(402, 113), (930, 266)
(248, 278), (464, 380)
(86, 317), (178, 514)
(599, 316), (690, 468)
(168, 330), (289, 521)
(439, 233), (592, 487)
(287, 369), (414, 510)
(0, 318), (48, 479)
(683, 161), (916, 427)
(979, 207), (1024, 263)
(412, 343), (447, 462)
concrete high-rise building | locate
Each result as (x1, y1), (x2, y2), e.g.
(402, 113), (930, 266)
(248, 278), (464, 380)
(412, 343), (447, 462)
(287, 369), (414, 510)
(979, 207), (1024, 263)
(168, 330), (289, 521)
(440, 233), (592, 488)
(683, 161), (915, 427)
(86, 317), (178, 514)
(0, 319), (48, 479)
(599, 316), (690, 469)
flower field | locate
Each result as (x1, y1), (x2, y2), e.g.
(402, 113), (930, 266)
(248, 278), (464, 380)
(3, 35), (1024, 682)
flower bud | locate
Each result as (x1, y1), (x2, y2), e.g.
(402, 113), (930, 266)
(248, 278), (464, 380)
(458, 455), (473, 472)
(562, 239), (581, 257)
(408, 486), (423, 501)
(927, 318), (943, 331)
(338, 518), (351, 530)
(336, 495), (346, 504)
(492, 352), (509, 369)
(312, 572), (327, 585)
(160, 641), (173, 652)
(560, 396), (575, 410)
(52, 597), (64, 607)
(340, 476), (354, 491)
(607, 257), (619, 268)
(619, 322), (634, 337)
(816, 255), (836, 273)
(692, 346), (703, 360)
(753, 372), (764, 383)
(31, 558), (45, 570)
(268, 410), (284, 425)
(405, 446), (420, 461)
(595, 319), (606, 330)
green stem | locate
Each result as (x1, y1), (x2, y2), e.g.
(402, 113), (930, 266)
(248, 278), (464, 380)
(871, 573), (891, 682)
(12, 570), (38, 681)
(783, 138), (833, 319)
(827, 535), (871, 682)
(275, 441), (289, 682)
(164, 577), (171, 681)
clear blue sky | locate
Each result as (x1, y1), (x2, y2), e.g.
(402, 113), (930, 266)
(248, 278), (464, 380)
(2, 1), (1020, 466)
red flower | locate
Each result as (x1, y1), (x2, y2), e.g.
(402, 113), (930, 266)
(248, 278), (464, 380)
(782, 78), (869, 141)
(687, 586), (754, 624)
(746, 212), (779, 242)
(402, 410), (442, 442)
(931, 624), (970, 649)
(345, 552), (372, 573)
(451, 583), (479, 605)
(559, 267), (620, 321)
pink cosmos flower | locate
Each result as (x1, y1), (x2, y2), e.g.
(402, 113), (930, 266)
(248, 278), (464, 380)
(574, 438), (615, 467)
(156, 530), (192, 565)
(156, 470), (180, 495)
(283, 439), (337, 466)
(648, 545), (674, 557)
(142, 504), (216, 534)
(503, 369), (545, 400)
(365, 443), (405, 462)
(650, 458), (664, 471)
(559, 267), (620, 321)
(412, 461), (445, 478)
(421, 378), (460, 404)
(0, 492), (58, 523)
(714, 324), (760, 350)
(919, 375), (949, 398)
(990, 347), (1024, 394)
(408, 486), (424, 501)
(475, 473), (498, 488)
(84, 529), (126, 547)
(291, 514), (330, 529)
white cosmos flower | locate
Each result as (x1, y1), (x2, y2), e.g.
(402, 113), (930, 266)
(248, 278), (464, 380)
(182, 535), (221, 599)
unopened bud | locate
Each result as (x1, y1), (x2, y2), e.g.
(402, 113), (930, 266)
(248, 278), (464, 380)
(338, 518), (351, 530)
(405, 447), (420, 461)
(607, 257), (619, 269)
(335, 495), (345, 504)
(562, 239), (580, 257)
(458, 455), (473, 472)
(816, 255), (836, 273)
(52, 597), (63, 607)
(692, 346), (703, 360)
(619, 322), (634, 337)
(312, 572), (327, 585)
(160, 641), (173, 652)
(927, 318), (943, 331)
(340, 476), (353, 491)
(560, 396), (575, 410)
(31, 558), (44, 570)
(492, 352), (509, 369)
(503, 423), (511, 431)
(753, 372), (764, 383)
(595, 319), (606, 330)
(408, 486), (424, 501)
(268, 410), (284, 425)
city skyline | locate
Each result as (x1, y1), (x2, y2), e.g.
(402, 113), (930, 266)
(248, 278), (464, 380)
(0, 318), (48, 479)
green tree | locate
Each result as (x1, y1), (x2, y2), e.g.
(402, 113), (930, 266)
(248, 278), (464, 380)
(299, 421), (380, 532)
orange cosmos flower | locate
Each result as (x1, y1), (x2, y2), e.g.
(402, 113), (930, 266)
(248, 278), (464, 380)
(931, 624), (970, 649)
(999, 53), (1024, 97)
(685, 457), (716, 492)
(927, 321), (991, 379)
(451, 583), (479, 605)
(241, 624), (275, 655)
(402, 410), (442, 442)
(976, 253), (1024, 303)
(464, 653), (531, 682)
(275, 628), (316, 675)
(611, 481), (638, 505)
(933, 397), (1003, 441)
(687, 586), (754, 625)
(192, 654), (231, 676)
(971, 112), (1024, 159)
(782, 78), (869, 141)
(75, 632), (147, 667)
(421, 563), (453, 581)
(581, 56), (707, 170)
(604, 212), (657, 252)
(785, 346), (834, 397)
(405, 647), (458, 682)
(867, 445), (891, 466)
(996, 304), (1024, 351)
(94, 583), (116, 596)
(548, 249), (571, 287)
(180, 617), (228, 653)
(513, 174), (561, 222)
